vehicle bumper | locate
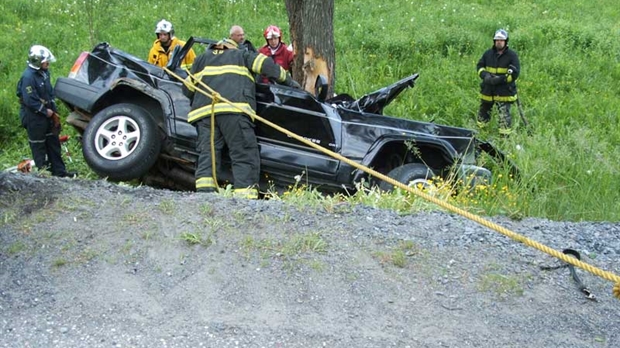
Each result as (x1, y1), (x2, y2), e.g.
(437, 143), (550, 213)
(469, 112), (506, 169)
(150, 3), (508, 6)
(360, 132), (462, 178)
(458, 164), (492, 187)
(55, 77), (102, 112)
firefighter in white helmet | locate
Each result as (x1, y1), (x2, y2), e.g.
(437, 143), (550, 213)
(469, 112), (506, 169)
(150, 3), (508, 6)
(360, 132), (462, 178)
(148, 19), (196, 69)
(16, 45), (77, 177)
(476, 29), (521, 136)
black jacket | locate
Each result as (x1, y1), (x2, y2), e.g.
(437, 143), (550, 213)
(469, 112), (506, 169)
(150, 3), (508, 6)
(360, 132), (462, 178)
(476, 46), (520, 102)
(17, 66), (57, 119)
(241, 39), (257, 53)
(183, 46), (295, 123)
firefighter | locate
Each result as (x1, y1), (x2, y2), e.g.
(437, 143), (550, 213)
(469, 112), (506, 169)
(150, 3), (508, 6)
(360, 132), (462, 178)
(148, 19), (196, 69)
(258, 25), (294, 83)
(476, 29), (521, 136)
(17, 45), (76, 177)
(182, 39), (301, 199)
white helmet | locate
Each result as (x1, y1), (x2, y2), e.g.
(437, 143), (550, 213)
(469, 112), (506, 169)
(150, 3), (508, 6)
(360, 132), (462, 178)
(493, 29), (509, 42)
(155, 19), (174, 37)
(28, 45), (56, 69)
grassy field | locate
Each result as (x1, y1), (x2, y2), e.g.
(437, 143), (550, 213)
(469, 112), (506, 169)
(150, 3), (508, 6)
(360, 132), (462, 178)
(1, 0), (618, 222)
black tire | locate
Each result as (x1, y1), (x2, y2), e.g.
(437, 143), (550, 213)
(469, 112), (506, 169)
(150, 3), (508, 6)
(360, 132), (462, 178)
(379, 163), (436, 192)
(82, 103), (161, 181)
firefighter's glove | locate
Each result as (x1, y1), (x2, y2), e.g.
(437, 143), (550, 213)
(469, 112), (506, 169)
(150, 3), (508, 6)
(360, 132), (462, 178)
(51, 112), (62, 131)
(483, 74), (495, 85)
(286, 78), (302, 89)
(495, 75), (507, 85)
(486, 75), (505, 85)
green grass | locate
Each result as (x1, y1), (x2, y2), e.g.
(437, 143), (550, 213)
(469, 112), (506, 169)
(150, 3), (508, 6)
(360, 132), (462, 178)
(7, 241), (26, 255)
(478, 273), (526, 298)
(179, 232), (206, 246)
(477, 262), (532, 298)
(52, 258), (68, 268)
(1, 0), (618, 221)
(240, 232), (328, 265)
(157, 199), (176, 215)
(373, 240), (425, 269)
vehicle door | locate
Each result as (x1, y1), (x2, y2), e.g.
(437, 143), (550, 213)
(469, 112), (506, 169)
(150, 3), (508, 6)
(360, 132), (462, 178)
(255, 83), (340, 176)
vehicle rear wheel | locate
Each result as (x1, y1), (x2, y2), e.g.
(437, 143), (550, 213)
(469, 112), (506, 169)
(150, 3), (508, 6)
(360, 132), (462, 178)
(82, 103), (161, 181)
(379, 163), (436, 192)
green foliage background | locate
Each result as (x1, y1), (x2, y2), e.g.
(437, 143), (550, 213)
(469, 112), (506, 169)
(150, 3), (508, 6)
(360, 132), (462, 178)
(1, 0), (619, 221)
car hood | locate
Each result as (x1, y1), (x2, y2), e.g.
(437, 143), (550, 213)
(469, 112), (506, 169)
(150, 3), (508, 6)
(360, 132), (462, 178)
(329, 74), (418, 115)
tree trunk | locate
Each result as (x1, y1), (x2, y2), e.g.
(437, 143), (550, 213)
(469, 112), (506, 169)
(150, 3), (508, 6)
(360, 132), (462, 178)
(285, 0), (335, 96)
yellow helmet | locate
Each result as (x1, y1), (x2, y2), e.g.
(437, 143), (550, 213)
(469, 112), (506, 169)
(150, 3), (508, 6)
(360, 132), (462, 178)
(213, 38), (239, 50)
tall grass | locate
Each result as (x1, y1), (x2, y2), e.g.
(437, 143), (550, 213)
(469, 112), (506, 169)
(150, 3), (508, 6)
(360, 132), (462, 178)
(1, 0), (618, 221)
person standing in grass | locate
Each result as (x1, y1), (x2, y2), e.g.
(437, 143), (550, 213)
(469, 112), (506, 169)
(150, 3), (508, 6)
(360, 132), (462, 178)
(476, 29), (521, 136)
(229, 25), (257, 53)
(148, 19), (196, 69)
(17, 45), (76, 178)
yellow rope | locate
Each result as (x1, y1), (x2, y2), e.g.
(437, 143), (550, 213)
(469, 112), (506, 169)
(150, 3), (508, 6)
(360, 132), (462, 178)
(164, 67), (620, 300)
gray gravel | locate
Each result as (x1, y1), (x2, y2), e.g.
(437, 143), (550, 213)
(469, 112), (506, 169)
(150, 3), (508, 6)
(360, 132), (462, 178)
(1, 172), (619, 347)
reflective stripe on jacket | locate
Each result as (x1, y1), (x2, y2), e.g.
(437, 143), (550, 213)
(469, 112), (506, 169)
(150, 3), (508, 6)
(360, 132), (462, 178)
(258, 42), (294, 71)
(476, 46), (520, 102)
(258, 42), (294, 83)
(18, 66), (56, 118)
(183, 47), (291, 124)
(148, 37), (196, 68)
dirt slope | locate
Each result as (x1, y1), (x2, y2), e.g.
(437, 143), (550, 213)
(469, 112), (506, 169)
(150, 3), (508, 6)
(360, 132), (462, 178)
(1, 172), (619, 347)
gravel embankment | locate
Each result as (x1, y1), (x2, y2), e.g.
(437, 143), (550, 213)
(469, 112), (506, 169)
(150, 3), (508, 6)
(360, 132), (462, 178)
(1, 172), (619, 347)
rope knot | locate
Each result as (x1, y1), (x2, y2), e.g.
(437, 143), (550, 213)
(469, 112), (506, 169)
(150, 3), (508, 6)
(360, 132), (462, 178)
(212, 92), (221, 104)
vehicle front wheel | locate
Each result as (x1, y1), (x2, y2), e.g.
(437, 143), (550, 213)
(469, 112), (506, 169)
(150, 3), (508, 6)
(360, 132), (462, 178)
(82, 103), (161, 181)
(379, 163), (436, 192)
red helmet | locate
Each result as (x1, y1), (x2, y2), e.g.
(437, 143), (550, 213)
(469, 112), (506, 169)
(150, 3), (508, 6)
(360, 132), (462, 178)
(263, 25), (282, 40)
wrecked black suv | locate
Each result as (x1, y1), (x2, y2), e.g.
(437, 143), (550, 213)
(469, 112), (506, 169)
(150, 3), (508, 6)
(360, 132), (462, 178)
(54, 38), (512, 192)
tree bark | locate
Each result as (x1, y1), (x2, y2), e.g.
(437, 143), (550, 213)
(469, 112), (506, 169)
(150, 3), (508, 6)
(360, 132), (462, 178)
(285, 0), (335, 96)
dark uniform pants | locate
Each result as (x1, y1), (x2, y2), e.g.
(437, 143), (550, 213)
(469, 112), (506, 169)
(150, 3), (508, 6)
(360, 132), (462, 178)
(24, 114), (66, 176)
(477, 101), (513, 134)
(195, 114), (260, 190)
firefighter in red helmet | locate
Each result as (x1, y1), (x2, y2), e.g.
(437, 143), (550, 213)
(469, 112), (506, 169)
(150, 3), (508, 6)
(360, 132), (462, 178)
(258, 25), (294, 83)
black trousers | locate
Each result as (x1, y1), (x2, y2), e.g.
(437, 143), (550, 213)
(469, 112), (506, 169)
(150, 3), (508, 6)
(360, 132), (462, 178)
(477, 101), (513, 129)
(195, 114), (260, 189)
(23, 114), (67, 176)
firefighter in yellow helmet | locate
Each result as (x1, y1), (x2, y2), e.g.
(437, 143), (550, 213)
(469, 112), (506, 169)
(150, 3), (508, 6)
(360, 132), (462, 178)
(476, 29), (521, 136)
(148, 19), (196, 69)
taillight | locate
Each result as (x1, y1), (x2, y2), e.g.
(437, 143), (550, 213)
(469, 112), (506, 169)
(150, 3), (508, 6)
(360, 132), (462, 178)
(68, 52), (89, 79)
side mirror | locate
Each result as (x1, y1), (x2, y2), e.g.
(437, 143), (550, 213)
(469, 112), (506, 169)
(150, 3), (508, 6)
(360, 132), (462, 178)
(315, 75), (328, 101)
